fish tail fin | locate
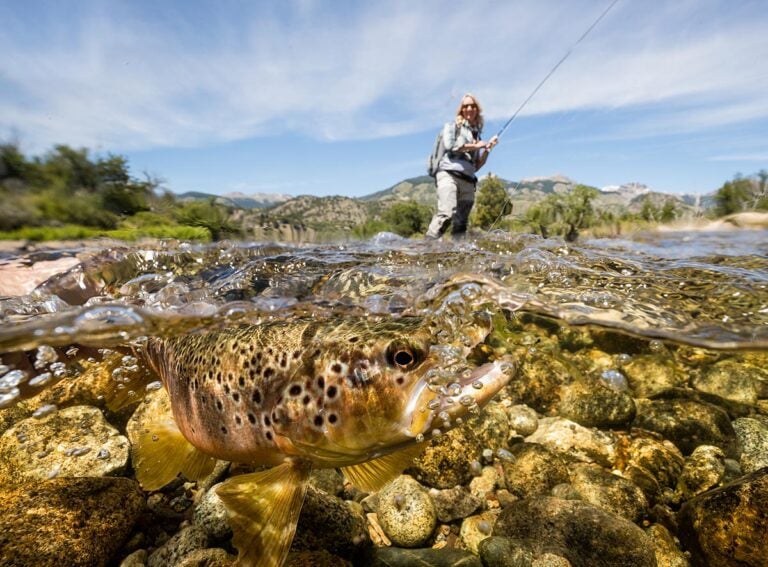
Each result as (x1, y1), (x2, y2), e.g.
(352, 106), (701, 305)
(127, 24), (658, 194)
(133, 418), (217, 491)
(216, 459), (312, 567)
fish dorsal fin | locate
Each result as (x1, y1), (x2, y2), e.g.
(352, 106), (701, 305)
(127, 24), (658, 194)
(216, 459), (312, 567)
(341, 443), (426, 493)
(133, 418), (217, 491)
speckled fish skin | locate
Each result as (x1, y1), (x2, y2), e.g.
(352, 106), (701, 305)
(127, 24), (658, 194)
(144, 315), (511, 469)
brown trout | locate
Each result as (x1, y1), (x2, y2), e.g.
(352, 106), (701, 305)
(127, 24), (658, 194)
(132, 314), (514, 567)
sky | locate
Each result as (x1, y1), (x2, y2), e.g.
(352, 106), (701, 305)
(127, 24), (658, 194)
(1, 0), (767, 198)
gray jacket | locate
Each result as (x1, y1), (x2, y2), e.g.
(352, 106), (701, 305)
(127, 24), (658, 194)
(438, 120), (481, 178)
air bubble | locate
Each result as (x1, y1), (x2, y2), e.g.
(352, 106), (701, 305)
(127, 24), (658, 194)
(496, 448), (515, 462)
(32, 404), (58, 419)
(29, 372), (53, 387)
(472, 381), (484, 390)
(145, 381), (163, 392)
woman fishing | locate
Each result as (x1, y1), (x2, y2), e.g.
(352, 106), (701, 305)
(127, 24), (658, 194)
(425, 93), (498, 240)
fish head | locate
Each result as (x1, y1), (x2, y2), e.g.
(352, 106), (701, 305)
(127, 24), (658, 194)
(279, 313), (515, 464)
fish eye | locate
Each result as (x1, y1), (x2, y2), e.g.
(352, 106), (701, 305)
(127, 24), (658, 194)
(386, 342), (422, 370)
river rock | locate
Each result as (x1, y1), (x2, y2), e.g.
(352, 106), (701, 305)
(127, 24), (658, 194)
(557, 380), (635, 428)
(692, 359), (761, 405)
(293, 485), (371, 562)
(369, 546), (483, 566)
(621, 355), (681, 398)
(677, 467), (768, 566)
(507, 404), (539, 437)
(406, 425), (483, 489)
(570, 464), (648, 522)
(509, 356), (572, 414)
(285, 550), (350, 566)
(459, 509), (499, 554)
(193, 484), (232, 541)
(645, 524), (689, 567)
(0, 477), (144, 566)
(675, 445), (725, 501)
(525, 417), (616, 466)
(467, 402), (510, 454)
(732, 417), (768, 474)
(632, 398), (737, 457)
(376, 475), (437, 548)
(429, 485), (482, 523)
(478, 536), (534, 567)
(502, 442), (569, 499)
(469, 465), (502, 502)
(0, 404), (130, 486)
(147, 525), (210, 567)
(175, 547), (236, 566)
(494, 497), (657, 567)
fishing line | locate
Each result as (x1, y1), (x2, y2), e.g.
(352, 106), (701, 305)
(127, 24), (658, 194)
(488, 0), (621, 229)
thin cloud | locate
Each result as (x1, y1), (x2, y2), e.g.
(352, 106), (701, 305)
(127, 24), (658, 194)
(1, 0), (766, 153)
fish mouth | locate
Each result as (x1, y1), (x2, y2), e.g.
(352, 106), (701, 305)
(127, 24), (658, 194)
(405, 357), (516, 439)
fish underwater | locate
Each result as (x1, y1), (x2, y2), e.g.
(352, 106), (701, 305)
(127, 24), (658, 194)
(129, 312), (515, 567)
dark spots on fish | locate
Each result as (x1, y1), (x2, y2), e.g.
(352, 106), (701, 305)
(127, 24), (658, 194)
(221, 426), (228, 434)
(238, 376), (246, 387)
(326, 385), (338, 399)
(317, 376), (325, 389)
(235, 415), (242, 426)
(396, 376), (405, 385)
(224, 384), (231, 395)
(328, 413), (338, 425)
(248, 413), (257, 425)
(216, 400), (224, 412)
(331, 363), (342, 374)
(302, 395), (311, 405)
(267, 347), (274, 356)
(264, 415), (271, 426)
(250, 366), (261, 379)
(233, 392), (240, 403)
(264, 367), (275, 379)
(289, 384), (302, 397)
(314, 415), (323, 427)
(216, 373), (222, 384)
(280, 353), (288, 368)
(292, 350), (301, 359)
(266, 431), (273, 441)
(349, 336), (359, 343)
(227, 372), (234, 383)
(252, 389), (262, 404)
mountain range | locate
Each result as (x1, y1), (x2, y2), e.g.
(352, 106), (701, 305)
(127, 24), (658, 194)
(178, 174), (714, 240)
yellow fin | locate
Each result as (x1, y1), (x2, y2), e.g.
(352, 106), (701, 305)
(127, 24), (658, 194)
(133, 418), (217, 491)
(341, 443), (426, 493)
(217, 459), (312, 567)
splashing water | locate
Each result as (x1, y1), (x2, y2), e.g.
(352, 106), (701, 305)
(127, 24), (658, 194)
(0, 231), (767, 410)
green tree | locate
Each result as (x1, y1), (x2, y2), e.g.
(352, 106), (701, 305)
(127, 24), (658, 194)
(470, 174), (511, 229)
(524, 184), (598, 240)
(660, 199), (677, 223)
(175, 198), (240, 241)
(713, 176), (752, 217)
(381, 201), (432, 237)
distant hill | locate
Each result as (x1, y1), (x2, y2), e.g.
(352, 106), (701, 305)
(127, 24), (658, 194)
(176, 191), (290, 209)
(180, 174), (713, 242)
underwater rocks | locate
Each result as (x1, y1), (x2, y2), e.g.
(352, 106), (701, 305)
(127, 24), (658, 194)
(0, 477), (144, 566)
(0, 405), (129, 486)
(678, 467), (768, 566)
(493, 497), (658, 567)
(632, 398), (737, 457)
(376, 475), (438, 548)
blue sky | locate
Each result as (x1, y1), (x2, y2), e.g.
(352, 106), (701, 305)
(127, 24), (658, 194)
(1, 0), (767, 198)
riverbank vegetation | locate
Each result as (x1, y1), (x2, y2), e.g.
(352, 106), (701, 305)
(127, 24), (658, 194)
(1, 143), (766, 243)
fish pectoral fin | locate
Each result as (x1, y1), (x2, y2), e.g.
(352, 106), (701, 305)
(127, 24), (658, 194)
(341, 443), (426, 493)
(133, 418), (216, 491)
(216, 459), (312, 567)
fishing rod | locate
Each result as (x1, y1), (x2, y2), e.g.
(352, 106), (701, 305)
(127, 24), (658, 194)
(488, 0), (620, 228)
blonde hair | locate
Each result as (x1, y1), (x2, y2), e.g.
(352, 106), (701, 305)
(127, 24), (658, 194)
(454, 93), (484, 131)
